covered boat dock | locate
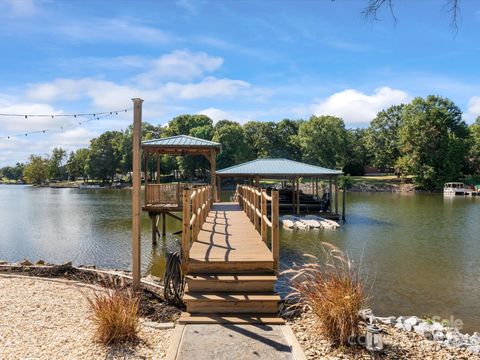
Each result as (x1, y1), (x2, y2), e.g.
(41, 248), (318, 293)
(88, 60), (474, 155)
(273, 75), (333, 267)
(216, 158), (343, 219)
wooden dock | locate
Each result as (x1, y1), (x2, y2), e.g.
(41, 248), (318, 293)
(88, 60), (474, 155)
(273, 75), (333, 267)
(179, 186), (282, 324)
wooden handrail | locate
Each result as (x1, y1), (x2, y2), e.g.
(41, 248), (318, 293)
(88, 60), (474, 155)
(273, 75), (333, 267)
(145, 182), (189, 206)
(181, 185), (213, 271)
(236, 185), (280, 270)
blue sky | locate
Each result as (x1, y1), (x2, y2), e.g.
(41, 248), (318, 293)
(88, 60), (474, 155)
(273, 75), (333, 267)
(1, 0), (480, 166)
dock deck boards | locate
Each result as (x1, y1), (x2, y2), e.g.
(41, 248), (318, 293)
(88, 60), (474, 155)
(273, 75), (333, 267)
(183, 202), (280, 322)
(188, 203), (273, 263)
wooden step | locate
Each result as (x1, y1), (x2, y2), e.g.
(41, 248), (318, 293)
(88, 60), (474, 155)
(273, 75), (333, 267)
(187, 260), (274, 274)
(178, 312), (285, 324)
(186, 274), (277, 292)
(184, 292), (280, 313)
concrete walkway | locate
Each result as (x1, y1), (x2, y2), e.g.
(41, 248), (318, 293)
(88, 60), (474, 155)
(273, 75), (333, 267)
(166, 323), (306, 360)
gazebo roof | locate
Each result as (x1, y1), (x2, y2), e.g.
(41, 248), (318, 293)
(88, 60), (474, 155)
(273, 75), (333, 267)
(217, 158), (343, 177)
(142, 135), (221, 148)
(142, 135), (221, 155)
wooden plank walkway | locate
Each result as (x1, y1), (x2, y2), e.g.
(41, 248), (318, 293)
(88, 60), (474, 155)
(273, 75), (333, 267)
(189, 203), (273, 263)
(181, 202), (282, 324)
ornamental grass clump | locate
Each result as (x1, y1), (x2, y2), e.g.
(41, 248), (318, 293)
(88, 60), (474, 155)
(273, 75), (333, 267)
(283, 243), (367, 346)
(87, 288), (140, 345)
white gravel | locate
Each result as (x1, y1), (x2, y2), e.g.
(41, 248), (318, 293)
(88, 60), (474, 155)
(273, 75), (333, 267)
(0, 275), (173, 360)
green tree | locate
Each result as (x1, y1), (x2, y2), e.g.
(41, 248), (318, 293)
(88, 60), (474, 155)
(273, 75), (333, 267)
(165, 114), (213, 137)
(87, 131), (124, 181)
(66, 148), (89, 180)
(0, 163), (24, 180)
(23, 155), (48, 184)
(468, 117), (480, 174)
(298, 115), (347, 168)
(344, 128), (369, 175)
(398, 95), (470, 190)
(47, 147), (67, 180)
(365, 104), (404, 171)
(213, 121), (253, 168)
(276, 119), (302, 160)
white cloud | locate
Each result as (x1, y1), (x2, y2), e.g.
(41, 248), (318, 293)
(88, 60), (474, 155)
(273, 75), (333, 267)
(137, 50), (223, 83)
(467, 96), (480, 119)
(1, 0), (37, 17)
(197, 108), (233, 122)
(310, 87), (409, 124)
(58, 18), (172, 44)
(161, 77), (251, 100)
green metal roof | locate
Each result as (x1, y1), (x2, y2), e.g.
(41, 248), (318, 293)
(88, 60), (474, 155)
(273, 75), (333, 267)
(142, 135), (221, 148)
(217, 158), (343, 177)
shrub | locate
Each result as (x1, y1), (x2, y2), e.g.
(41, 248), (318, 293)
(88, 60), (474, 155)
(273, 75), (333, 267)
(87, 288), (140, 345)
(283, 243), (367, 346)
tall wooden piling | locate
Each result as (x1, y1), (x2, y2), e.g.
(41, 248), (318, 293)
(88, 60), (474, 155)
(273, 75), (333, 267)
(131, 98), (143, 291)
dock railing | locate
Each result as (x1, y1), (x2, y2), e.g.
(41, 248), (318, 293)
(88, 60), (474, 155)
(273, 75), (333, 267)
(145, 183), (184, 206)
(236, 185), (280, 270)
(181, 185), (213, 270)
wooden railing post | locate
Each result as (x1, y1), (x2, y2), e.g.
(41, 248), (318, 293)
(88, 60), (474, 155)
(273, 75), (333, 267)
(253, 190), (259, 231)
(182, 188), (191, 271)
(261, 190), (267, 243)
(271, 190), (279, 271)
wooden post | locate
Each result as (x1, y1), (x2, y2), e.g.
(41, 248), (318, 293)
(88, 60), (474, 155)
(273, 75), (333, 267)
(296, 178), (300, 215)
(210, 150), (217, 201)
(131, 98), (143, 291)
(342, 186), (346, 221)
(162, 212), (166, 235)
(292, 178), (295, 212)
(143, 153), (148, 204)
(217, 176), (221, 202)
(328, 176), (333, 212)
(182, 188), (191, 270)
(156, 154), (160, 184)
(253, 190), (259, 231)
(261, 190), (267, 243)
(272, 190), (280, 271)
(315, 177), (318, 197)
(335, 176), (339, 215)
(150, 213), (157, 245)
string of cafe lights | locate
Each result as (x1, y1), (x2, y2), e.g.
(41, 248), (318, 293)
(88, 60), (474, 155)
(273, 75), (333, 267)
(0, 108), (132, 140)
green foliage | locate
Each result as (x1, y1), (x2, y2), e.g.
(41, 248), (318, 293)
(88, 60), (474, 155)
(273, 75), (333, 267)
(87, 131), (124, 181)
(0, 163), (24, 181)
(338, 175), (353, 190)
(213, 120), (253, 168)
(344, 128), (368, 175)
(47, 147), (67, 180)
(398, 95), (469, 190)
(243, 119), (301, 160)
(23, 155), (48, 184)
(469, 117), (480, 173)
(365, 104), (405, 171)
(66, 148), (89, 180)
(298, 115), (347, 168)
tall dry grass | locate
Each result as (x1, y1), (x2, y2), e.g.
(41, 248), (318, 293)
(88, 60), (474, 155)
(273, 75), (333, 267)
(87, 288), (140, 345)
(282, 242), (367, 346)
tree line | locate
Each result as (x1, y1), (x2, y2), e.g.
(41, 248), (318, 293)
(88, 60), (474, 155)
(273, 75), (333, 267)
(1, 95), (480, 190)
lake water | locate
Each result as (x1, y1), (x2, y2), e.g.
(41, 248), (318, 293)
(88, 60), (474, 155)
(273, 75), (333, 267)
(1, 185), (479, 332)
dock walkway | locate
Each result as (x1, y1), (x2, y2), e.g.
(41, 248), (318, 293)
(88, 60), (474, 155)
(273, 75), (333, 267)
(180, 196), (281, 324)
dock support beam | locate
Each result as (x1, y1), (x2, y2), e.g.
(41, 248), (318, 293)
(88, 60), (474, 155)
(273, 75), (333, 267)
(162, 212), (166, 236)
(335, 176), (339, 215)
(131, 97), (143, 291)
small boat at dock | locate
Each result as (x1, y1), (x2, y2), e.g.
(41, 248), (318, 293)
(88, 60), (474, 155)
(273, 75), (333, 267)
(443, 182), (480, 197)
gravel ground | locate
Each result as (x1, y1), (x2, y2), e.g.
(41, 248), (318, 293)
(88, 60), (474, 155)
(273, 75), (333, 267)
(0, 276), (173, 360)
(288, 312), (480, 359)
